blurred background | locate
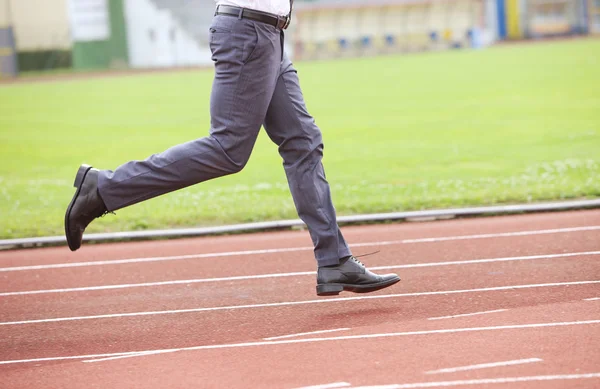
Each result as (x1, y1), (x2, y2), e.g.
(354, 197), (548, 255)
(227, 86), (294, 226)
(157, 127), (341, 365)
(0, 0), (598, 75)
(0, 0), (598, 240)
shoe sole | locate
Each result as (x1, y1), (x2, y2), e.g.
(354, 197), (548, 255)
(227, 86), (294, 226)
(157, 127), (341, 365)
(316, 276), (401, 296)
(64, 164), (93, 251)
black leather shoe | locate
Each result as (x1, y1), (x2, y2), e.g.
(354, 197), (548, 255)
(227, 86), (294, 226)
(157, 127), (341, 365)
(316, 256), (400, 296)
(64, 164), (108, 251)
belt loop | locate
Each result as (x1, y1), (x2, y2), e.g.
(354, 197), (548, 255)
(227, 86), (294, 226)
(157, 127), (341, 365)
(238, 7), (243, 19)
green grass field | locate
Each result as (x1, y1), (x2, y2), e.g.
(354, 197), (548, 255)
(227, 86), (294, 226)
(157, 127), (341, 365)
(1, 39), (599, 239)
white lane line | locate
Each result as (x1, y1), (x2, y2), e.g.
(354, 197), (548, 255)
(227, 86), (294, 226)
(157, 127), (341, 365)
(2, 251), (599, 297)
(427, 309), (508, 321)
(83, 350), (174, 363)
(1, 319), (599, 366)
(0, 271), (314, 297)
(0, 247), (313, 272)
(584, 297), (600, 301)
(290, 382), (352, 389)
(2, 226), (598, 272)
(401, 226), (600, 243)
(264, 328), (351, 341)
(1, 280), (598, 326)
(424, 357), (543, 374)
(348, 373), (600, 389)
(0, 351), (164, 366)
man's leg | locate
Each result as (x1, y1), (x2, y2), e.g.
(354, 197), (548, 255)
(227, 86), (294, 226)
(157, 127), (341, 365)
(263, 55), (351, 267)
(263, 54), (400, 295)
(65, 16), (283, 250)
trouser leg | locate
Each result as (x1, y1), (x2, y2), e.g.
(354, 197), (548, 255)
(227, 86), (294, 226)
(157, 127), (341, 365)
(97, 16), (282, 211)
(263, 54), (351, 267)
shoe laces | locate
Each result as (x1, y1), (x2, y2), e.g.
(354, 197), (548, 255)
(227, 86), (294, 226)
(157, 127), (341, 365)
(352, 250), (380, 266)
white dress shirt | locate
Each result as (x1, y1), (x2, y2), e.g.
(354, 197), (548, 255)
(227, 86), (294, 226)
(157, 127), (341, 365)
(215, 0), (291, 16)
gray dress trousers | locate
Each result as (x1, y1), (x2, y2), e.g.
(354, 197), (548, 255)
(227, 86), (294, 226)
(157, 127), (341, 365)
(97, 15), (352, 267)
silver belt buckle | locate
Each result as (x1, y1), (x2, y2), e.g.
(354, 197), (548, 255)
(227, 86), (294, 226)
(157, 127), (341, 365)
(282, 15), (291, 29)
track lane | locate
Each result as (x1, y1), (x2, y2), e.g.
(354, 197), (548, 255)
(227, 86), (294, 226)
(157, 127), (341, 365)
(1, 282), (599, 362)
(0, 301), (598, 388)
(1, 229), (598, 293)
(1, 209), (598, 268)
(1, 249), (598, 322)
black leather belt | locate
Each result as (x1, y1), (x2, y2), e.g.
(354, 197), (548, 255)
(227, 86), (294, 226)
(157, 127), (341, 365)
(215, 5), (291, 30)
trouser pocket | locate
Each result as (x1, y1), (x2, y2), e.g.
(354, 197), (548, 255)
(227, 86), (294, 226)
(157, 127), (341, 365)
(209, 18), (259, 65)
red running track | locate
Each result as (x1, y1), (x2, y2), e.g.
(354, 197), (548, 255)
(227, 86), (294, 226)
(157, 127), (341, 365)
(0, 210), (599, 388)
